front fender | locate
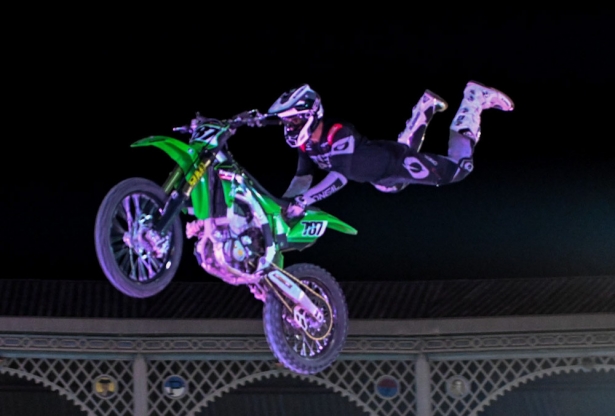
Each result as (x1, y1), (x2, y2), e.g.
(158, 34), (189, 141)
(132, 136), (198, 170)
(131, 136), (210, 219)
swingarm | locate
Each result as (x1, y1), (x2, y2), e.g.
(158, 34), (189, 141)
(266, 269), (325, 326)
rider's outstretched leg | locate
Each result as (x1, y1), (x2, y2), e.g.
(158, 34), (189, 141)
(397, 89), (448, 152)
(373, 81), (514, 192)
(446, 80), (515, 182)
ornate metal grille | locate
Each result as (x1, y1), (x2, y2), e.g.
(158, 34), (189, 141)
(429, 355), (615, 416)
(1, 331), (614, 415)
(145, 359), (415, 416)
(0, 357), (134, 416)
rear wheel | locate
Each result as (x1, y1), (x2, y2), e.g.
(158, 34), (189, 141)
(94, 177), (183, 298)
(263, 263), (348, 375)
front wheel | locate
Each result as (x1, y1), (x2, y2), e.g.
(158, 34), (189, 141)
(263, 263), (349, 375)
(94, 177), (183, 298)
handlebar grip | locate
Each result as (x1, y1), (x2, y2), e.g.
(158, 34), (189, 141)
(173, 126), (192, 133)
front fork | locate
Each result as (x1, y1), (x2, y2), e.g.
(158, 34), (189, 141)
(153, 155), (213, 235)
(162, 165), (184, 194)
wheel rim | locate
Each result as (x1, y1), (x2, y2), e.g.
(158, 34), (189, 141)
(108, 192), (174, 283)
(281, 278), (335, 359)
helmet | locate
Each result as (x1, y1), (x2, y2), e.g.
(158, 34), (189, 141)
(268, 84), (324, 148)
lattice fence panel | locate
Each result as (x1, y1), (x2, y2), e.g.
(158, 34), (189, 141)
(320, 360), (416, 416)
(146, 358), (416, 416)
(0, 356), (134, 416)
(430, 355), (615, 416)
(147, 359), (272, 416)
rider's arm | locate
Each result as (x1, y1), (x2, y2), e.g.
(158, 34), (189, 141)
(282, 150), (314, 198)
(298, 171), (348, 206)
(294, 123), (357, 206)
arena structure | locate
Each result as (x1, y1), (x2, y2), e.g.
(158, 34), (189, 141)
(1, 276), (614, 416)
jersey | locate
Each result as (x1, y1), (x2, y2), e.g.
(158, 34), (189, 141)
(294, 118), (403, 183)
(287, 118), (467, 205)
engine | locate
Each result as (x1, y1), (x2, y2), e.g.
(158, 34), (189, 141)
(217, 225), (264, 273)
(191, 197), (272, 285)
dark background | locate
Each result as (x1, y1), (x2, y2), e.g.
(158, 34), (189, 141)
(6, 11), (614, 283)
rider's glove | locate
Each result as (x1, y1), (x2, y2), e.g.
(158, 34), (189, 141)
(285, 196), (307, 219)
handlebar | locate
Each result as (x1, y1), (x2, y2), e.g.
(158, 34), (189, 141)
(226, 109), (283, 128)
(172, 110), (282, 134)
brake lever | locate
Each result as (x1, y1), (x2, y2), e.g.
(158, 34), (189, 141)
(172, 125), (192, 134)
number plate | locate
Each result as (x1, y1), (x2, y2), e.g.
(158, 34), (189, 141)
(300, 221), (328, 237)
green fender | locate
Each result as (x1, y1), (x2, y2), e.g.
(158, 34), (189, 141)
(287, 209), (358, 243)
(131, 136), (211, 219)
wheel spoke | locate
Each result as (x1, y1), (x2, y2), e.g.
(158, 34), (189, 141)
(128, 248), (138, 280)
(138, 253), (159, 279)
(149, 255), (163, 273)
(304, 336), (315, 357)
(110, 233), (126, 247)
(143, 198), (157, 216)
(111, 217), (127, 235)
(281, 278), (334, 359)
(114, 246), (129, 262)
(300, 337), (308, 356)
(122, 196), (134, 226)
(115, 247), (131, 270)
(107, 191), (176, 284)
(139, 255), (150, 282)
(132, 194), (142, 219)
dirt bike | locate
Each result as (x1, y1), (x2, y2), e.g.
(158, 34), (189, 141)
(94, 109), (357, 375)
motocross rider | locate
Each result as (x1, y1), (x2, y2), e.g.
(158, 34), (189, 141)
(267, 82), (515, 218)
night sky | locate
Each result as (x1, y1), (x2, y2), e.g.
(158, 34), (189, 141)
(6, 12), (614, 284)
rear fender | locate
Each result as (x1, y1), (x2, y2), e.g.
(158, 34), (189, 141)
(286, 209), (357, 243)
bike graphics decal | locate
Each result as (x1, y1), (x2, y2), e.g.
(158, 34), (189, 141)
(301, 220), (328, 237)
(188, 160), (208, 185)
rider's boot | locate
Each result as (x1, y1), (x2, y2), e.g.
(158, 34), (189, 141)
(450, 81), (514, 143)
(397, 89), (448, 151)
